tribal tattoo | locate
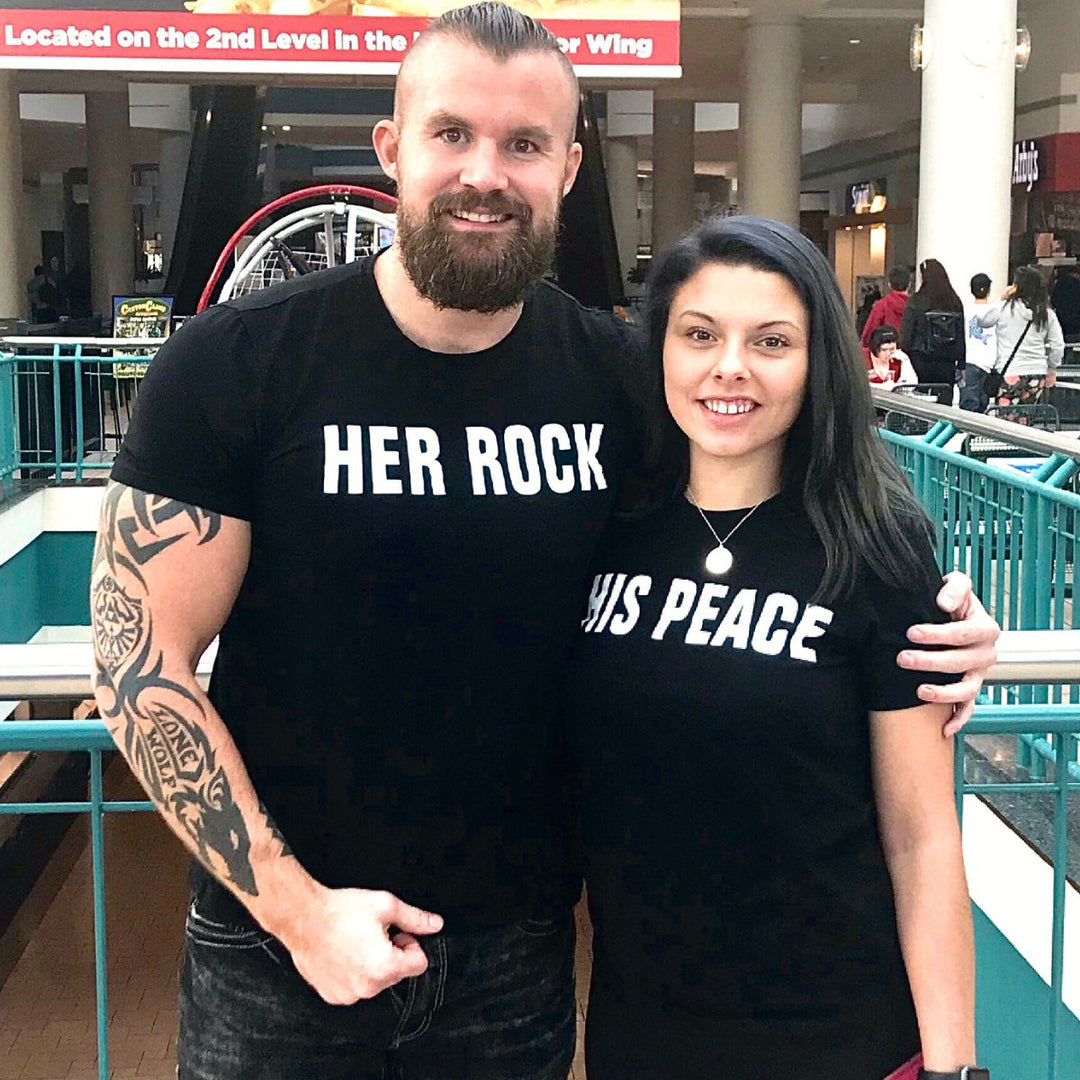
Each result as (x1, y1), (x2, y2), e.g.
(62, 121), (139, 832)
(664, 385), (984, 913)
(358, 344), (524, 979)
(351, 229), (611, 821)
(92, 485), (259, 896)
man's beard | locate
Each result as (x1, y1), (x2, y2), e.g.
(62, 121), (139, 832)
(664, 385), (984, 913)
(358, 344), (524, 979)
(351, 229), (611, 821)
(396, 189), (560, 313)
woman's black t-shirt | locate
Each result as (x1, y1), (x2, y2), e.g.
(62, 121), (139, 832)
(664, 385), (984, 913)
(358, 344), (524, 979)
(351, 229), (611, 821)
(565, 490), (955, 1077)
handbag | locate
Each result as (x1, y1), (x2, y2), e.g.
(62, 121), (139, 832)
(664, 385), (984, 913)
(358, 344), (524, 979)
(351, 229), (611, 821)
(982, 319), (1031, 398)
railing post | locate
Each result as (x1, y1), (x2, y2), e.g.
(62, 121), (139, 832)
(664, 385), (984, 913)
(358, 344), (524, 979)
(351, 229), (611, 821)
(1045, 732), (1074, 1080)
(74, 345), (85, 484)
(89, 749), (111, 1080)
(51, 344), (63, 483)
(0, 354), (15, 493)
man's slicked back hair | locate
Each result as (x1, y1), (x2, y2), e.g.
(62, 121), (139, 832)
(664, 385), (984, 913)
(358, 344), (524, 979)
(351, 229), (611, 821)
(399, 1), (579, 123)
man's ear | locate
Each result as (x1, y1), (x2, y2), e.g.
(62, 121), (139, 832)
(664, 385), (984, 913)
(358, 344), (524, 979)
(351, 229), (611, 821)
(562, 141), (583, 196)
(372, 119), (401, 182)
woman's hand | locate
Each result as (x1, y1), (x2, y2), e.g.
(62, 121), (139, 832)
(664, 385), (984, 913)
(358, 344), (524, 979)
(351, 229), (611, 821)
(1046, 370), (1058, 388)
(1002, 284), (1018, 300)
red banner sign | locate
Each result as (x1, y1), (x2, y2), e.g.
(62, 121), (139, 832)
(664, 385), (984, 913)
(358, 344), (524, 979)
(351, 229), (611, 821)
(0, 7), (680, 75)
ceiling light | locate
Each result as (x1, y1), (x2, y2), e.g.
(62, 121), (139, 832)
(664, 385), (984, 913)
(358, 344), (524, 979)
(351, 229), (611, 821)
(281, 124), (292, 132)
(909, 24), (932, 71)
(849, 38), (861, 46)
(1016, 26), (1032, 71)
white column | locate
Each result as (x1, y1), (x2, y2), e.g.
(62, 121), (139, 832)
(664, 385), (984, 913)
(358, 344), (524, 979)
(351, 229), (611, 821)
(157, 131), (191, 284)
(0, 72), (26, 319)
(739, 13), (802, 227)
(86, 89), (134, 317)
(651, 96), (695, 257)
(605, 136), (639, 291)
(916, 0), (1017, 295)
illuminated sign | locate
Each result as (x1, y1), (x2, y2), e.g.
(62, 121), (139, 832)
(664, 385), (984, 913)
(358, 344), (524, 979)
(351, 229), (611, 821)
(1012, 139), (1041, 192)
(846, 179), (887, 215)
(0, 0), (680, 75)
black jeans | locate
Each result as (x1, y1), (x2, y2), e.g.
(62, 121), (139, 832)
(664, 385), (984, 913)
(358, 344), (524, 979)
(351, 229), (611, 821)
(179, 896), (576, 1079)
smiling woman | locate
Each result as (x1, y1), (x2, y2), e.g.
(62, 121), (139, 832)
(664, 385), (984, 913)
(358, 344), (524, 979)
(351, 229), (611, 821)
(565, 215), (982, 1080)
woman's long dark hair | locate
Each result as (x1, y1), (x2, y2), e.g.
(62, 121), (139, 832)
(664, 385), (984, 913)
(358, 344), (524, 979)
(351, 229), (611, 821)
(637, 215), (938, 603)
(1011, 264), (1050, 331)
(914, 258), (963, 311)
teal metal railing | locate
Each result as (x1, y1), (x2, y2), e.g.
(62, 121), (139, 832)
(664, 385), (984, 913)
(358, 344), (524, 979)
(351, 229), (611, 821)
(0, 705), (1077, 1080)
(0, 720), (152, 1080)
(0, 337), (161, 491)
(874, 391), (1080, 782)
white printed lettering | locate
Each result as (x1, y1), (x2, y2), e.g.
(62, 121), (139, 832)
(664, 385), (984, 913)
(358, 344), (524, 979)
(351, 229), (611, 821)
(582, 574), (608, 631)
(466, 426), (508, 495)
(710, 589), (757, 649)
(609, 575), (652, 635)
(504, 424), (543, 496)
(790, 604), (834, 663)
(539, 423), (574, 494)
(651, 579), (698, 640)
(322, 424), (363, 495)
(583, 573), (615, 633)
(750, 593), (800, 655)
(404, 427), (445, 496)
(595, 574), (628, 634)
(368, 426), (402, 495)
(572, 423), (607, 491)
(685, 583), (730, 645)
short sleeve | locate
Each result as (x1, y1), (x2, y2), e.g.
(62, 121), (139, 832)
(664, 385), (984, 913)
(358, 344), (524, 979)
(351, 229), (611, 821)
(855, 537), (962, 712)
(110, 305), (260, 521)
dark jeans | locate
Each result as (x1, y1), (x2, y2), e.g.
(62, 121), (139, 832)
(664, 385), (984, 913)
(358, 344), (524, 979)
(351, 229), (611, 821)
(179, 897), (576, 1080)
(960, 367), (990, 412)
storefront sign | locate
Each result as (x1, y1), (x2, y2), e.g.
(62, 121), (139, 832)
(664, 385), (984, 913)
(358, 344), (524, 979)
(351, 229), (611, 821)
(112, 295), (173, 378)
(845, 178), (887, 215)
(0, 0), (680, 75)
(1012, 139), (1041, 191)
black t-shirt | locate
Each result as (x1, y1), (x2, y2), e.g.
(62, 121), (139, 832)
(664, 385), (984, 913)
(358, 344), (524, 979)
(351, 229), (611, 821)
(111, 255), (640, 926)
(565, 491), (955, 1078)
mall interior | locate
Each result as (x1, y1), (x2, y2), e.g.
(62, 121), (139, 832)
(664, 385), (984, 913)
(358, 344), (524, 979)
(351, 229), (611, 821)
(1, 1), (1080, 1079)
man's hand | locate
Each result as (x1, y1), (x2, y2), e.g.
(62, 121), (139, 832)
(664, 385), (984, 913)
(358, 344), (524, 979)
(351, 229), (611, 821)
(276, 885), (444, 1005)
(898, 571), (1000, 738)
(1046, 370), (1058, 388)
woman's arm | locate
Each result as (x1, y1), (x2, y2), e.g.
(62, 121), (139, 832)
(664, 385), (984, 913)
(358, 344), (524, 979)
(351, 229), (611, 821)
(871, 702), (976, 1072)
(898, 352), (919, 385)
(976, 301), (1004, 329)
(1046, 309), (1065, 368)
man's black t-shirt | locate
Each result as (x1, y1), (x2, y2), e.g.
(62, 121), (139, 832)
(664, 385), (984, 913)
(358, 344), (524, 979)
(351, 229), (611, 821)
(111, 256), (639, 926)
(565, 491), (954, 1078)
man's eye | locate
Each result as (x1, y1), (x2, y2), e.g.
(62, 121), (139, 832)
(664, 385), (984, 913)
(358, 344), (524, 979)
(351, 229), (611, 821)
(511, 138), (538, 154)
(439, 128), (465, 144)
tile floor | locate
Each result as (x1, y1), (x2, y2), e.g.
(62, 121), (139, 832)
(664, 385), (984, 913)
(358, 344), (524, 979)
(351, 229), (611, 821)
(0, 764), (594, 1080)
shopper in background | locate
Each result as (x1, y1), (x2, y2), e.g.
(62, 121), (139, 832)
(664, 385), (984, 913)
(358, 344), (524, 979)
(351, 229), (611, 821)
(900, 259), (966, 387)
(860, 265), (911, 349)
(867, 325), (918, 390)
(960, 273), (996, 413)
(1050, 264), (1080, 346)
(977, 265), (1064, 420)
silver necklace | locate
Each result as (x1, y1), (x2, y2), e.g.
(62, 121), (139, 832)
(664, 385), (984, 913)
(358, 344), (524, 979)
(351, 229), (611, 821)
(685, 489), (764, 576)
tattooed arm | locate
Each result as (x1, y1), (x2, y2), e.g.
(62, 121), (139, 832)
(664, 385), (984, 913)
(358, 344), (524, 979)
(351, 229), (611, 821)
(91, 481), (442, 1004)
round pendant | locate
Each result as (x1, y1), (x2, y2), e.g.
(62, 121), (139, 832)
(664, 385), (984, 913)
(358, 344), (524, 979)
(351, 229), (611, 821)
(705, 544), (733, 576)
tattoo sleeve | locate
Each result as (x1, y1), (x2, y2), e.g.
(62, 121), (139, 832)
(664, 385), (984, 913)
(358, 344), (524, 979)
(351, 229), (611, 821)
(91, 484), (291, 897)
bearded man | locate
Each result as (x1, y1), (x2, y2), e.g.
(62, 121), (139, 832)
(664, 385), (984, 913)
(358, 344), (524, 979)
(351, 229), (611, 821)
(91, 5), (998, 1078)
